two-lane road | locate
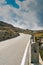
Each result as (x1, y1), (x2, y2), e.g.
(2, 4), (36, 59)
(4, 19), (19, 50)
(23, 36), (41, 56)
(0, 33), (31, 65)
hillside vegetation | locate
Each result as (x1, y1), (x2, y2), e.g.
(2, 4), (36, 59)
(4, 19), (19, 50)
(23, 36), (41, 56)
(0, 21), (33, 41)
(0, 21), (43, 42)
(0, 21), (19, 41)
(33, 31), (43, 39)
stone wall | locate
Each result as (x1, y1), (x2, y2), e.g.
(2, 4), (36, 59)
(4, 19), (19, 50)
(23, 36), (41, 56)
(31, 42), (39, 64)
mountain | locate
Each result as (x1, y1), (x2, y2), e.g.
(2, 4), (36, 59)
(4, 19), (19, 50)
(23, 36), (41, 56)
(0, 21), (33, 33)
(0, 21), (33, 41)
(0, 21), (20, 41)
(0, 21), (43, 41)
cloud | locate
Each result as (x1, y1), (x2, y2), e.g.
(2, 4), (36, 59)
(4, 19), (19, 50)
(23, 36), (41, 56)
(0, 0), (7, 6)
(37, 10), (43, 27)
(0, 0), (43, 30)
(28, 0), (43, 27)
(0, 0), (5, 3)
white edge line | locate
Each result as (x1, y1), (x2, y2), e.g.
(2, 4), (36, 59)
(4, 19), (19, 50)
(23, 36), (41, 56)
(20, 38), (30, 65)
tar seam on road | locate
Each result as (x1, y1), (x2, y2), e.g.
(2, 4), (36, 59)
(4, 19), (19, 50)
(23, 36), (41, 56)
(20, 39), (30, 65)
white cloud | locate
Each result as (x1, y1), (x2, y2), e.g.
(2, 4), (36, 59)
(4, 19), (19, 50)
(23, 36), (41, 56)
(0, 0), (6, 5)
(0, 0), (5, 3)
(0, 0), (43, 30)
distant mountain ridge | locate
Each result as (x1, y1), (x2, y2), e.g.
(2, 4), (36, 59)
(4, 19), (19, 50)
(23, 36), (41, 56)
(0, 21), (43, 33)
(0, 21), (43, 41)
(0, 21), (33, 41)
(0, 21), (33, 34)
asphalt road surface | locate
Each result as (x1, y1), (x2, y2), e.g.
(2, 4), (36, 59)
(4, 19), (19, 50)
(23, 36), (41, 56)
(0, 33), (31, 65)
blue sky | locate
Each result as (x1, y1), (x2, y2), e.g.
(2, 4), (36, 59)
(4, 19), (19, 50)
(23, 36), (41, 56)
(6, 0), (19, 8)
(0, 0), (43, 30)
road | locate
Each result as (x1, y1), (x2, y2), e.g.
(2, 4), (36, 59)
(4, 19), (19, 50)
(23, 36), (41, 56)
(0, 33), (31, 65)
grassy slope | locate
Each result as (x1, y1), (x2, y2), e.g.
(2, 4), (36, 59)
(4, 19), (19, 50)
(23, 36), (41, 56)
(0, 21), (19, 41)
(0, 21), (33, 41)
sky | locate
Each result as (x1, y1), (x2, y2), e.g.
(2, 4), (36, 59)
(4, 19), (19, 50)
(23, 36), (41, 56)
(0, 0), (43, 30)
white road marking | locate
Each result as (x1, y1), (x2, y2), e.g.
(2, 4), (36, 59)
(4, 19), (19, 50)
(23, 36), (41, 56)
(20, 39), (30, 65)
